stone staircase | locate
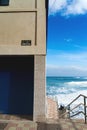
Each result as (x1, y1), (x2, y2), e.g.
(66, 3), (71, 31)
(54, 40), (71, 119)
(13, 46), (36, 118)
(47, 97), (58, 119)
(37, 119), (87, 130)
(40, 97), (87, 130)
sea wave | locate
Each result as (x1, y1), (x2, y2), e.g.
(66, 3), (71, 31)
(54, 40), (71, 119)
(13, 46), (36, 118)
(65, 81), (87, 87)
(47, 85), (77, 95)
(47, 81), (87, 95)
(82, 77), (87, 79)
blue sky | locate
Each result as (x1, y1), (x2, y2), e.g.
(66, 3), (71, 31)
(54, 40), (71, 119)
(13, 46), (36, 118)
(46, 0), (87, 76)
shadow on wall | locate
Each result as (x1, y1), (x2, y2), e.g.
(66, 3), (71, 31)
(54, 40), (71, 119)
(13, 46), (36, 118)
(0, 56), (34, 117)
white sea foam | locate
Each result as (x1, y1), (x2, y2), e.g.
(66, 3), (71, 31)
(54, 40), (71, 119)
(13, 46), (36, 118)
(56, 90), (87, 105)
(58, 87), (76, 94)
(65, 81), (87, 87)
(54, 90), (87, 119)
(47, 86), (77, 95)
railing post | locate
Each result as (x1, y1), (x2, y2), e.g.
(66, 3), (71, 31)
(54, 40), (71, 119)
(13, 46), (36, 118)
(84, 97), (86, 124)
(68, 105), (70, 119)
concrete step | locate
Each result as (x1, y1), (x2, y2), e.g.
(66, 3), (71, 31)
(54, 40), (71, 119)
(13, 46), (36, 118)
(0, 120), (37, 130)
(37, 119), (87, 130)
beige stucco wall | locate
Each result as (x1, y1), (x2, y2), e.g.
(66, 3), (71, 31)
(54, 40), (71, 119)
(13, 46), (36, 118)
(0, 0), (45, 10)
(34, 55), (46, 121)
(0, 0), (47, 121)
(0, 0), (35, 10)
(0, 0), (46, 55)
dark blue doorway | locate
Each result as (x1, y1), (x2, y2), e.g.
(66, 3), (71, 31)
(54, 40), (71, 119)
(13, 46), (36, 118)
(0, 56), (34, 117)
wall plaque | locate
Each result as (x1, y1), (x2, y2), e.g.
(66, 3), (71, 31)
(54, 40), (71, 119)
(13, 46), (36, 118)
(21, 40), (31, 46)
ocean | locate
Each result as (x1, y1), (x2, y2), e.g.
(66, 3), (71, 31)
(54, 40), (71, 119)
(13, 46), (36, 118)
(46, 76), (87, 119)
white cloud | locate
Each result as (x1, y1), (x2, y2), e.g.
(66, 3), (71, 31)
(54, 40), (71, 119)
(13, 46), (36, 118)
(49, 0), (67, 15)
(47, 52), (87, 64)
(66, 0), (87, 15)
(46, 51), (87, 76)
(46, 65), (87, 76)
(49, 0), (87, 16)
(64, 38), (72, 42)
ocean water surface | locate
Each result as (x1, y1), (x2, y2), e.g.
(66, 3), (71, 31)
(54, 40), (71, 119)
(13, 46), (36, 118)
(46, 76), (87, 118)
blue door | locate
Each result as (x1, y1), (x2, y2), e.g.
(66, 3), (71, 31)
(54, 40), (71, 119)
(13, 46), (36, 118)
(0, 56), (34, 116)
(0, 72), (10, 113)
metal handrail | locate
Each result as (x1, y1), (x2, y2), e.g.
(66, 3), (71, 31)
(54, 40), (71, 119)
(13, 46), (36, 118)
(59, 94), (87, 123)
(59, 103), (84, 118)
(70, 111), (85, 118)
(70, 103), (84, 111)
(68, 94), (87, 106)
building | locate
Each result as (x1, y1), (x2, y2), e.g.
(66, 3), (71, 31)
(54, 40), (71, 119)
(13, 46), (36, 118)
(0, 0), (48, 121)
